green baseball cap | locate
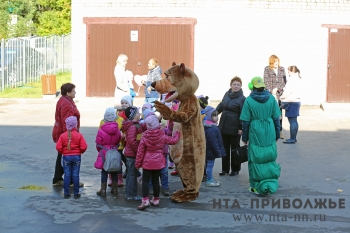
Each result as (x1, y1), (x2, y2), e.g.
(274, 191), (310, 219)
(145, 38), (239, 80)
(251, 77), (266, 88)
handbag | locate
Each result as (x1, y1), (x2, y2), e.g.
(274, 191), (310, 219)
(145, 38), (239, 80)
(232, 146), (248, 164)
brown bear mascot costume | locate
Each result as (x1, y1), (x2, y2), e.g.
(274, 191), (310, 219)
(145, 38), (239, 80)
(152, 62), (205, 202)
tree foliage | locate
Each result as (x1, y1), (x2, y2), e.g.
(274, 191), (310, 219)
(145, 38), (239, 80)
(35, 0), (71, 36)
(0, 0), (71, 40)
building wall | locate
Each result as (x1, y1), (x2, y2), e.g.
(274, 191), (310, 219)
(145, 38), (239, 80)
(72, 0), (350, 104)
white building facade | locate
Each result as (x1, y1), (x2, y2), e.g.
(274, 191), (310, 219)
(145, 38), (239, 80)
(72, 0), (350, 104)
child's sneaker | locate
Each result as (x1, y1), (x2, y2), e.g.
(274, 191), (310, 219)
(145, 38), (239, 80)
(206, 179), (220, 187)
(168, 162), (174, 169)
(74, 194), (81, 199)
(162, 188), (170, 196)
(150, 197), (160, 206)
(138, 197), (150, 210)
(64, 194), (71, 199)
(249, 187), (259, 195)
(125, 195), (142, 201)
(171, 170), (178, 176)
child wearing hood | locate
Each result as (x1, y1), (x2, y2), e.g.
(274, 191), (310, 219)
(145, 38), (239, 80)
(95, 108), (121, 197)
(122, 106), (143, 201)
(135, 114), (180, 210)
(56, 116), (88, 199)
(203, 106), (226, 187)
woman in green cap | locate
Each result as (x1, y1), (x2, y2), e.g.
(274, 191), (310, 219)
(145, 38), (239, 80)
(240, 77), (281, 195)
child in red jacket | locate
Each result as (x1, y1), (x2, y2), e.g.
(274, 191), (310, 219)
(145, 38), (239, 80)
(135, 114), (180, 210)
(122, 106), (143, 201)
(56, 116), (87, 199)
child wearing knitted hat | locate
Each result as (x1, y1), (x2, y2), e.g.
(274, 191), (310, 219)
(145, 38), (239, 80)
(145, 106), (171, 197)
(135, 114), (180, 210)
(95, 108), (122, 197)
(122, 106), (143, 201)
(56, 116), (88, 199)
(198, 96), (209, 121)
(102, 95), (133, 184)
(99, 104), (126, 187)
(203, 106), (226, 187)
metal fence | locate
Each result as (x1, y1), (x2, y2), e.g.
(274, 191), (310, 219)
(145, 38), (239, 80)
(0, 34), (71, 92)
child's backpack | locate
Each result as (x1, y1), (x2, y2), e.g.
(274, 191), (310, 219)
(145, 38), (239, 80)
(96, 144), (122, 172)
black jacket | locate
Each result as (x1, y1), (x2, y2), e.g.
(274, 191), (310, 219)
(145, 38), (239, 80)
(216, 89), (246, 135)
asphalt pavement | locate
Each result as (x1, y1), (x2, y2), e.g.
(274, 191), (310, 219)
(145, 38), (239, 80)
(0, 97), (349, 233)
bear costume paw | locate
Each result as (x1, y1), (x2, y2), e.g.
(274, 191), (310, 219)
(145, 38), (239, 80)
(170, 190), (199, 203)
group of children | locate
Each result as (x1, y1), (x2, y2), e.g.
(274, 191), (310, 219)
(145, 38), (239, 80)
(55, 94), (225, 209)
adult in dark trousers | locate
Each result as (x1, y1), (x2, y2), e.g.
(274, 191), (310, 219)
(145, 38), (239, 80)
(263, 54), (286, 139)
(216, 76), (246, 176)
(280, 65), (302, 144)
(52, 83), (83, 187)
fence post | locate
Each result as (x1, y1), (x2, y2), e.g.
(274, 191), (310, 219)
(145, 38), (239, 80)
(1, 38), (4, 92)
(45, 36), (47, 74)
(22, 39), (26, 85)
(61, 34), (64, 72)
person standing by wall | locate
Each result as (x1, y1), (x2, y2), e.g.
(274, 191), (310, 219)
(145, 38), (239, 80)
(114, 54), (133, 109)
(263, 54), (286, 139)
(280, 65), (302, 144)
(216, 76), (246, 176)
(141, 58), (162, 110)
(52, 83), (83, 187)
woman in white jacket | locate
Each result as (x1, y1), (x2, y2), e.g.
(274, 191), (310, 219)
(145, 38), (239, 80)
(114, 54), (133, 109)
(280, 65), (302, 144)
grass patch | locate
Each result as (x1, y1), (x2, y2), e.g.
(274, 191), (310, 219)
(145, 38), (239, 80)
(0, 72), (72, 98)
(19, 185), (46, 191)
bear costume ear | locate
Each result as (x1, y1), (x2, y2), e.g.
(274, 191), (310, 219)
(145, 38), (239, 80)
(172, 62), (176, 66)
(180, 63), (186, 74)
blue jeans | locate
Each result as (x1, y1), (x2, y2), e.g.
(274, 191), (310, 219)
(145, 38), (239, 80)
(125, 157), (138, 197)
(150, 155), (169, 189)
(287, 117), (299, 141)
(160, 155), (169, 189)
(62, 155), (81, 195)
(206, 159), (215, 181)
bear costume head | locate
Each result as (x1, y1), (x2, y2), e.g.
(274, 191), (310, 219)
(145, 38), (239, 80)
(151, 62), (199, 102)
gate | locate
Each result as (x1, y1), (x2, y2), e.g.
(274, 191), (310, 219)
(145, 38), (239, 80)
(84, 17), (196, 97)
(325, 26), (350, 102)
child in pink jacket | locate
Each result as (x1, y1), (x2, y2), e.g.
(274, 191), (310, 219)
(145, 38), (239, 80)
(95, 107), (121, 197)
(135, 114), (180, 210)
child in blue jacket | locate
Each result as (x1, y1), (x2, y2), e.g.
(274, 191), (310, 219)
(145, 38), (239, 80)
(203, 106), (226, 187)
